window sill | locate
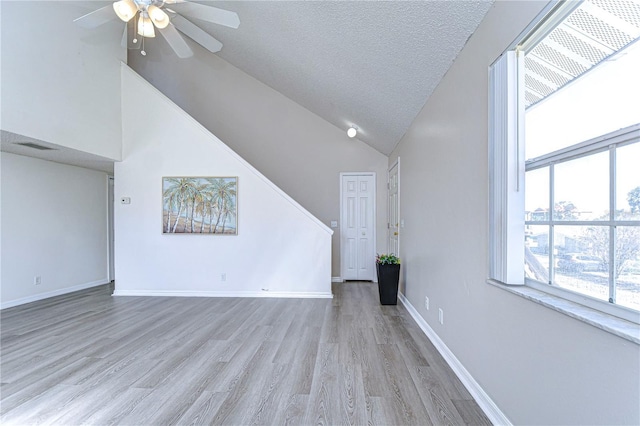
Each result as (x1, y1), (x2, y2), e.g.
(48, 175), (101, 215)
(487, 279), (640, 344)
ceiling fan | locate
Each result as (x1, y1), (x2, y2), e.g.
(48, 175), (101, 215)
(74, 0), (240, 58)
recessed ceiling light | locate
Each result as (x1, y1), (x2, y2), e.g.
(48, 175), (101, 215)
(347, 126), (358, 138)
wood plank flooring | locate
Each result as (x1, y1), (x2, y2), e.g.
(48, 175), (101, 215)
(0, 282), (491, 425)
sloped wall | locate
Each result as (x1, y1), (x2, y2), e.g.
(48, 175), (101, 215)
(128, 42), (388, 278)
(115, 65), (332, 297)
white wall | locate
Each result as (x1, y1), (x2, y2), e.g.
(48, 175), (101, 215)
(115, 65), (332, 298)
(128, 43), (388, 278)
(1, 153), (109, 308)
(0, 1), (123, 160)
(390, 1), (640, 425)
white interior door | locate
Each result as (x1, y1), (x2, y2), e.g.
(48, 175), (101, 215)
(341, 173), (375, 281)
(388, 161), (399, 256)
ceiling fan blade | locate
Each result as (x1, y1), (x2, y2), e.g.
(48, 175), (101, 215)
(73, 5), (117, 29)
(171, 3), (240, 29)
(171, 15), (223, 53)
(158, 24), (194, 59)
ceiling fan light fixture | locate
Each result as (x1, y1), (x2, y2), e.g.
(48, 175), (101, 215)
(148, 5), (170, 29)
(75, 0), (240, 59)
(137, 14), (156, 38)
(347, 126), (358, 138)
(113, 0), (137, 22)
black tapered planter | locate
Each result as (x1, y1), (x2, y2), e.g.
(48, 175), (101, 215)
(376, 263), (400, 305)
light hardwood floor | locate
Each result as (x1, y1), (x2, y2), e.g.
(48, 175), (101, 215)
(1, 282), (491, 425)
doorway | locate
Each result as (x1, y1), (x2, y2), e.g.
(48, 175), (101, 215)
(340, 173), (376, 281)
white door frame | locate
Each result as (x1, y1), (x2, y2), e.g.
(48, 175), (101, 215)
(339, 172), (377, 282)
(388, 158), (400, 257)
(107, 176), (115, 283)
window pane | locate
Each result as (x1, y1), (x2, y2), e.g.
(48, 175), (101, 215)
(554, 152), (609, 221)
(616, 142), (640, 221)
(616, 226), (640, 311)
(526, 225), (549, 282)
(554, 225), (609, 302)
(525, 42), (640, 160)
(525, 168), (549, 222)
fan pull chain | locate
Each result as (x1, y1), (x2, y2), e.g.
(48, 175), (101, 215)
(132, 13), (138, 45)
(140, 11), (146, 56)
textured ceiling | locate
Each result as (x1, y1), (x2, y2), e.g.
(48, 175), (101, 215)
(162, 0), (494, 155)
(3, 1), (495, 168)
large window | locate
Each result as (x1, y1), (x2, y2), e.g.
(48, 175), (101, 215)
(490, 0), (640, 320)
(525, 125), (640, 312)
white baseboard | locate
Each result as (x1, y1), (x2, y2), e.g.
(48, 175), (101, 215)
(113, 289), (333, 299)
(398, 292), (511, 426)
(332, 277), (379, 283)
(0, 279), (109, 310)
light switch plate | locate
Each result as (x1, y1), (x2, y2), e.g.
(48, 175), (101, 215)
(330, 220), (338, 228)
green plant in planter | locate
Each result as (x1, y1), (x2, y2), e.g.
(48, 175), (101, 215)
(376, 253), (401, 265)
(376, 253), (401, 305)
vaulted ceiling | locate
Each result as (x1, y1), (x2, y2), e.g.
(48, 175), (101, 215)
(132, 0), (494, 155)
(1, 0), (495, 164)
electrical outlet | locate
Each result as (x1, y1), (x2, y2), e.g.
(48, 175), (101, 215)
(34, 276), (41, 285)
(425, 296), (429, 310)
(438, 308), (444, 325)
(221, 273), (226, 282)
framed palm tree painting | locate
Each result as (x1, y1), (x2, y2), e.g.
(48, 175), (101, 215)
(163, 177), (237, 234)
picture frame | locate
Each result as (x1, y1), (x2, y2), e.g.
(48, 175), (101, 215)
(162, 176), (237, 235)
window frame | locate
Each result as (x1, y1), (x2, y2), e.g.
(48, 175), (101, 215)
(488, 0), (640, 324)
(525, 124), (640, 322)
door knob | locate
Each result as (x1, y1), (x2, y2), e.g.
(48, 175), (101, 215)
(362, 232), (366, 235)
(394, 232), (398, 236)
